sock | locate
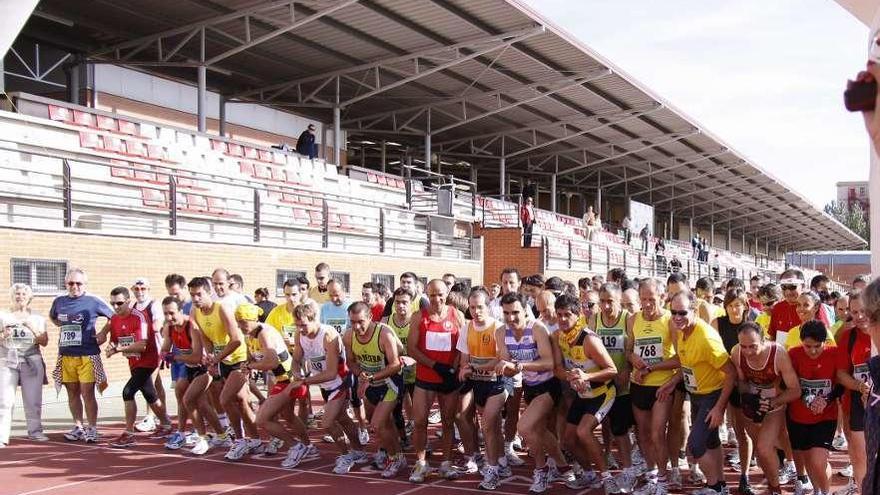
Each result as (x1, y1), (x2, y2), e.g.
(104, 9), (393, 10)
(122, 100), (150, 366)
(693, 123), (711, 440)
(218, 413), (230, 428)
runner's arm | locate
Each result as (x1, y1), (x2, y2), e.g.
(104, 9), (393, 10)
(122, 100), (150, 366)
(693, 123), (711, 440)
(160, 322), (172, 354)
(248, 330), (280, 372)
(625, 314), (645, 369)
(578, 333), (617, 383)
(215, 304), (243, 363)
(371, 327), (402, 381)
(303, 330), (342, 385)
(26, 317), (49, 347)
(521, 322), (553, 372)
(711, 359), (737, 414)
(342, 330), (360, 376)
(291, 333), (305, 380)
(550, 332), (569, 381)
(406, 312), (434, 368)
(771, 348), (801, 408)
(178, 329), (206, 366)
(96, 322), (110, 345)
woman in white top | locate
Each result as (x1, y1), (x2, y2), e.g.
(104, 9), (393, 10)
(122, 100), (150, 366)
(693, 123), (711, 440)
(0, 283), (49, 446)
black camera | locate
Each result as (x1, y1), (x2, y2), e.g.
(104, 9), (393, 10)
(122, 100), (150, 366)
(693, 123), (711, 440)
(845, 30), (880, 112)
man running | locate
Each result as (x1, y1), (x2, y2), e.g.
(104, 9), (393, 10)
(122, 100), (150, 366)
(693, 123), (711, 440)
(383, 287), (417, 449)
(293, 303), (368, 473)
(130, 277), (166, 434)
(50, 268), (114, 443)
(344, 301), (406, 478)
(99, 286), (172, 447)
(661, 291), (736, 495)
(408, 279), (465, 482)
(266, 278), (311, 423)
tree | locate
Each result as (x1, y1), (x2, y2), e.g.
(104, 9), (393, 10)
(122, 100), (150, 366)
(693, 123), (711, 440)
(824, 200), (869, 247)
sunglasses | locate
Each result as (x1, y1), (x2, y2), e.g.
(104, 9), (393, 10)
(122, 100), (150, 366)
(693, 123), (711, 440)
(780, 284), (800, 291)
(585, 302), (597, 308)
(110, 301), (127, 307)
(670, 309), (689, 317)
(67, 281), (83, 287)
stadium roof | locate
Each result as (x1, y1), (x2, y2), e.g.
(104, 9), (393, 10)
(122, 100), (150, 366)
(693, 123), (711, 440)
(21, 0), (867, 250)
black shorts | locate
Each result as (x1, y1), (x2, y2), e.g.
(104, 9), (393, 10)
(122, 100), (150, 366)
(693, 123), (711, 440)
(630, 383), (660, 411)
(729, 389), (742, 408)
(786, 418), (836, 451)
(523, 377), (561, 405)
(365, 375), (404, 406)
(608, 393), (635, 436)
(567, 388), (616, 425)
(465, 379), (507, 408)
(185, 365), (208, 382)
(219, 361), (245, 380)
(416, 378), (460, 395)
(122, 367), (158, 403)
(849, 391), (866, 432)
(320, 374), (352, 402)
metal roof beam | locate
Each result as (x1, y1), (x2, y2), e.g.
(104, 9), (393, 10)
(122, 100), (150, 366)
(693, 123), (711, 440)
(653, 175), (755, 207)
(600, 151), (730, 189)
(629, 162), (750, 199)
(555, 131), (698, 179)
(690, 196), (782, 220)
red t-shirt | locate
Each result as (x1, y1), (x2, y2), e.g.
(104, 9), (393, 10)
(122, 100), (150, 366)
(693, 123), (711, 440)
(370, 303), (385, 322)
(110, 309), (158, 369)
(788, 345), (841, 424)
(834, 328), (873, 412)
(769, 300), (830, 340)
(415, 306), (460, 383)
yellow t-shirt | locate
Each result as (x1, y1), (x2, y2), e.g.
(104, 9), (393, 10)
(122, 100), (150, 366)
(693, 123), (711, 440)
(677, 319), (729, 395)
(308, 286), (331, 305)
(631, 310), (675, 387)
(193, 302), (247, 365)
(755, 312), (771, 339)
(265, 304), (297, 343)
(783, 324), (836, 351)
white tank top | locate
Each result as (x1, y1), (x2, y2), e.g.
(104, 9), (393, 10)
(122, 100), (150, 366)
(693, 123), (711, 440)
(299, 324), (344, 390)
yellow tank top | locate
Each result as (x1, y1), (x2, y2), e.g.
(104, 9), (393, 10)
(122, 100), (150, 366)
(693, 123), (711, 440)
(467, 320), (499, 381)
(194, 302), (247, 364)
(246, 326), (293, 380)
(558, 322), (609, 399)
(631, 310), (675, 386)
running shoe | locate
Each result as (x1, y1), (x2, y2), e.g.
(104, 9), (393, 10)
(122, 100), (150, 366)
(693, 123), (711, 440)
(547, 462), (576, 483)
(440, 460), (460, 480)
(497, 461), (512, 478)
(149, 424), (173, 440)
(480, 465), (501, 491)
(633, 481), (668, 495)
(358, 427), (370, 445)
(738, 478), (755, 495)
(135, 415), (157, 433)
(381, 454), (407, 479)
(281, 443), (308, 468)
(322, 434), (335, 443)
(225, 438), (251, 461)
(839, 464), (854, 478)
(832, 479), (859, 495)
(184, 431), (200, 447)
(64, 426), (85, 442)
(511, 434), (524, 451)
(794, 478), (813, 495)
(409, 460), (429, 483)
(28, 432), (50, 442)
(302, 443), (320, 460)
(460, 455), (480, 475)
(631, 446), (645, 466)
(691, 488), (725, 495)
(190, 436), (211, 455)
(603, 475), (623, 495)
(262, 437), (284, 456)
(617, 467), (638, 494)
(832, 434), (848, 451)
(109, 432), (136, 448)
(606, 452), (620, 470)
(428, 410), (441, 425)
(718, 424), (728, 445)
(210, 432), (233, 449)
(84, 426), (99, 444)
(668, 468), (682, 490)
(689, 463), (707, 484)
(505, 442), (525, 466)
(164, 431), (186, 450)
(779, 462), (797, 485)
(372, 449), (388, 469)
(566, 470), (600, 490)
(529, 468), (549, 494)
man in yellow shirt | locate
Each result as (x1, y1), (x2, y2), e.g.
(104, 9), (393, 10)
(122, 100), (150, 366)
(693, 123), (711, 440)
(265, 278), (311, 424)
(659, 291), (736, 495)
(308, 262), (332, 305)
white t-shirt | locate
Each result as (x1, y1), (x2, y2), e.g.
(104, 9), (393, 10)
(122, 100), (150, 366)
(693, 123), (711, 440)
(1, 311), (46, 366)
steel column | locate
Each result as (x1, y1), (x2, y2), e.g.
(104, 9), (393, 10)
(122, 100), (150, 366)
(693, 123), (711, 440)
(197, 65), (207, 132)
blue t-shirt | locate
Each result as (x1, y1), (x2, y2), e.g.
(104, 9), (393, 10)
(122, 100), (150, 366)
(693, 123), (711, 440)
(181, 300), (193, 316)
(49, 293), (114, 356)
(320, 300), (352, 333)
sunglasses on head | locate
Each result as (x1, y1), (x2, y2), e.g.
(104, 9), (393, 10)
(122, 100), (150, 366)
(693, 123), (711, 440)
(670, 309), (689, 317)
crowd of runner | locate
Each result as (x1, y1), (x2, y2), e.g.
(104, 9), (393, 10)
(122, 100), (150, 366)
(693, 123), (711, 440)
(1, 263), (879, 495)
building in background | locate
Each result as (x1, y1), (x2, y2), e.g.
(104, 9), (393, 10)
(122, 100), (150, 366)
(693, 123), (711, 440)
(786, 250), (871, 285)
(837, 181), (870, 213)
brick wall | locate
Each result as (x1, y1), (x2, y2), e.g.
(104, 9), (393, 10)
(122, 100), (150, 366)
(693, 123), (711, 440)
(0, 227), (479, 383)
(475, 226), (542, 284)
(812, 263), (870, 286)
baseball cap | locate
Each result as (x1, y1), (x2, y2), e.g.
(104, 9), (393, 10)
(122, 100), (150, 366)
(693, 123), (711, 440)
(133, 277), (150, 287)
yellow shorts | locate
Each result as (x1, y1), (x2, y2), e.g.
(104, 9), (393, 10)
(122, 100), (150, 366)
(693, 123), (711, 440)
(61, 356), (96, 383)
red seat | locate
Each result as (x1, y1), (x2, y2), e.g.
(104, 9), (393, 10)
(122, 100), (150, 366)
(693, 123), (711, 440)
(253, 163), (271, 180)
(244, 147), (259, 159)
(185, 194), (208, 212)
(211, 140), (228, 153)
(228, 143), (244, 157)
(133, 163), (157, 182)
(118, 120), (137, 135)
(239, 161), (256, 177)
(147, 144), (168, 161)
(141, 188), (167, 208)
(292, 208), (310, 226)
(258, 150), (273, 162)
(110, 160), (133, 179)
(103, 136), (125, 154)
(367, 173), (378, 183)
(270, 167), (285, 182)
(48, 105), (73, 123)
(78, 131), (101, 149)
(327, 213), (342, 228)
(308, 210), (323, 226)
(377, 175), (388, 186)
(125, 141), (146, 157)
(207, 196), (227, 215)
(281, 192), (298, 204)
(73, 111), (96, 127)
(175, 174), (195, 189)
(395, 179), (405, 188)
(96, 116), (117, 132)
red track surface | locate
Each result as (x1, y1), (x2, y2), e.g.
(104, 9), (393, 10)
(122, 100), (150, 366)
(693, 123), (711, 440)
(0, 423), (857, 495)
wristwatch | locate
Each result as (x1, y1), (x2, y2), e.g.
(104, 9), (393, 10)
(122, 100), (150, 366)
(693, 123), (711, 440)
(645, 365), (653, 374)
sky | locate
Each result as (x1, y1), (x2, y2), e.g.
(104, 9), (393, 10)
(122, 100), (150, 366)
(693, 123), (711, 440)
(521, 0), (870, 207)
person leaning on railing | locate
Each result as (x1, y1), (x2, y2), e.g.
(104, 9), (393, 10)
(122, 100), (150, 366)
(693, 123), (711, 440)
(520, 197), (536, 248)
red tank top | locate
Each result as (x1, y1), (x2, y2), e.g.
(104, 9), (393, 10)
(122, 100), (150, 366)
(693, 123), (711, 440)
(415, 306), (460, 383)
(170, 321), (194, 352)
(741, 343), (780, 387)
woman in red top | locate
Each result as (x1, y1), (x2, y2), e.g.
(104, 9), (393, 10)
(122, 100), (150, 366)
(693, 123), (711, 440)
(406, 279), (465, 482)
(731, 322), (801, 495)
(787, 320), (844, 495)
(835, 293), (873, 494)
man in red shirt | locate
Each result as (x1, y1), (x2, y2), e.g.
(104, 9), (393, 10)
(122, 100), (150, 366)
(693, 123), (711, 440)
(520, 196), (535, 247)
(769, 269), (807, 341)
(98, 286), (172, 448)
(362, 282), (385, 322)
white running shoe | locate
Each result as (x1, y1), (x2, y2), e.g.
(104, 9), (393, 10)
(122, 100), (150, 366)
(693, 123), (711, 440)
(282, 443), (308, 468)
(29, 432), (50, 442)
(839, 464), (854, 478)
(529, 468), (549, 494)
(302, 443), (320, 460)
(480, 465), (501, 491)
(566, 470), (600, 490)
(264, 437), (284, 456)
(84, 426), (99, 444)
(64, 425), (85, 442)
(461, 455), (480, 475)
(409, 460), (429, 483)
(633, 481), (668, 495)
(358, 427), (370, 445)
(210, 433), (233, 449)
(322, 434), (335, 443)
(504, 442), (525, 466)
(135, 415), (157, 433)
(164, 431), (186, 450)
(225, 439), (251, 461)
(832, 479), (859, 495)
(381, 454), (407, 479)
(333, 453), (357, 474)
(832, 434), (848, 451)
(689, 463), (707, 484)
(617, 468), (637, 494)
(603, 475), (623, 495)
(184, 431), (200, 447)
(190, 436), (211, 456)
(428, 410), (441, 425)
(794, 478), (813, 495)
(668, 468), (682, 490)
(440, 460), (460, 480)
(606, 452), (620, 470)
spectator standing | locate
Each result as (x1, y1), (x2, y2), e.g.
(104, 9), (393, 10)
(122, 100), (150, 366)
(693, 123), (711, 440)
(692, 233), (700, 258)
(253, 288), (276, 323)
(621, 215), (632, 245)
(520, 197), (536, 248)
(639, 224), (649, 253)
(295, 124), (318, 159)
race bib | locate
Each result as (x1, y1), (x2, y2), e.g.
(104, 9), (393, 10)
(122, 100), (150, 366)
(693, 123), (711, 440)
(59, 325), (82, 347)
(469, 355), (497, 381)
(325, 319), (346, 333)
(800, 378), (831, 399)
(634, 336), (662, 365)
(118, 335), (139, 358)
(308, 354), (326, 373)
(425, 331), (452, 352)
(282, 325), (296, 339)
(682, 366), (698, 393)
(598, 328), (624, 353)
(854, 364), (871, 385)
(8, 324), (34, 350)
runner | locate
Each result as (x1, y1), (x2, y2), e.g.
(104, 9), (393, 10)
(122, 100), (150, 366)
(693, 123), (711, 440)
(188, 276), (259, 460)
(158, 296), (213, 451)
(495, 292), (563, 493)
(344, 301), (406, 478)
(457, 287), (508, 490)
(626, 278), (676, 495)
(783, 292), (836, 350)
(98, 286), (172, 448)
(661, 291), (736, 495)
(787, 320), (844, 495)
(770, 269), (808, 341)
(833, 293), (872, 495)
(593, 282), (638, 493)
(408, 279), (465, 483)
(213, 268), (248, 310)
(731, 321), (802, 495)
(309, 263), (332, 305)
(383, 287), (416, 450)
(49, 268), (114, 443)
(553, 293), (620, 494)
(130, 278), (166, 434)
(755, 283), (781, 338)
(293, 302), (367, 473)
(265, 278), (311, 424)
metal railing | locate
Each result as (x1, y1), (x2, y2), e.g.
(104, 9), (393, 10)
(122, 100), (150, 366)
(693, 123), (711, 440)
(403, 165), (477, 218)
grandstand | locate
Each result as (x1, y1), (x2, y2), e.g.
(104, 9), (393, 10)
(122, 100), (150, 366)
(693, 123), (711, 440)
(0, 0), (865, 379)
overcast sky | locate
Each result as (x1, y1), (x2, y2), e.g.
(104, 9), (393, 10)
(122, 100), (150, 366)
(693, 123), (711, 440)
(521, 0), (870, 207)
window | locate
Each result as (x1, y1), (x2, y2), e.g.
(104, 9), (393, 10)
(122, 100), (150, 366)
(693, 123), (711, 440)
(860, 186), (866, 195)
(330, 271), (350, 293)
(11, 258), (67, 295)
(371, 273), (395, 291)
(276, 269), (306, 297)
